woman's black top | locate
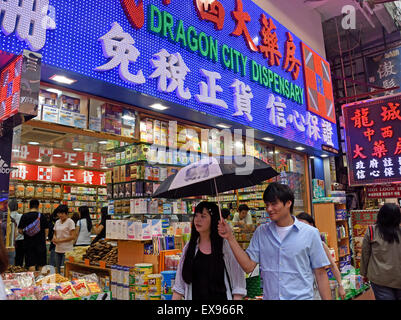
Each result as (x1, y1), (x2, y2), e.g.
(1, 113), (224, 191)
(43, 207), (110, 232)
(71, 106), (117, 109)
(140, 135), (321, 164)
(192, 250), (227, 301)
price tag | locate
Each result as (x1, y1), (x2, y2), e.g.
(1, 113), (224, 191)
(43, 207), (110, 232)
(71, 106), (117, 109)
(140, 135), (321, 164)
(84, 259), (90, 266)
(99, 261), (106, 269)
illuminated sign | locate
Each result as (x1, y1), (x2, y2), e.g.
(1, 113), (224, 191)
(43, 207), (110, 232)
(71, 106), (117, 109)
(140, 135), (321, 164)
(0, 0), (338, 151)
(343, 93), (401, 186)
(0, 56), (22, 121)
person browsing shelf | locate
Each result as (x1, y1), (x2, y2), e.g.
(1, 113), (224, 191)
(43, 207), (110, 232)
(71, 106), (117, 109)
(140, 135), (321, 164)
(75, 206), (93, 246)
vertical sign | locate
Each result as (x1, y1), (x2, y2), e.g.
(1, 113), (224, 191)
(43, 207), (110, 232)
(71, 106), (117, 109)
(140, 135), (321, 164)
(342, 92), (401, 186)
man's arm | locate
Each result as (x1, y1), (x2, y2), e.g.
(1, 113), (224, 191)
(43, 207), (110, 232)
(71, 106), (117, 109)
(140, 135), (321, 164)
(314, 267), (332, 300)
(218, 219), (257, 274)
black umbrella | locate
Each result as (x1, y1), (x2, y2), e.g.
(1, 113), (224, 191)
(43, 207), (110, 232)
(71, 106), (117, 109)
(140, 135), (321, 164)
(152, 155), (278, 218)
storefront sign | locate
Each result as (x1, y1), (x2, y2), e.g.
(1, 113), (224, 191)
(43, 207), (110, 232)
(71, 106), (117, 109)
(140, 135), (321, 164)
(10, 163), (106, 186)
(350, 209), (378, 268)
(0, 56), (22, 122)
(367, 47), (401, 97)
(366, 185), (401, 198)
(342, 93), (401, 186)
(0, 0), (338, 152)
(12, 145), (106, 170)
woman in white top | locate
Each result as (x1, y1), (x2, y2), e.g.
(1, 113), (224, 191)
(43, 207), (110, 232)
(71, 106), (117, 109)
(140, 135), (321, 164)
(52, 205), (76, 274)
(172, 202), (246, 300)
(0, 229), (9, 299)
(75, 206), (93, 246)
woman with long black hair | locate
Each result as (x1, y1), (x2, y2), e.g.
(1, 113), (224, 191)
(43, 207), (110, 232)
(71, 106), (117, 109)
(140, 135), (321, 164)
(92, 207), (110, 245)
(172, 201), (246, 300)
(361, 203), (401, 300)
(75, 206), (93, 246)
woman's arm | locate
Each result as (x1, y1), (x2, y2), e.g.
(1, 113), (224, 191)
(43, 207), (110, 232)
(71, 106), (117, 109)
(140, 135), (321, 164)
(172, 292), (184, 300)
(74, 226), (80, 243)
(55, 229), (76, 243)
(322, 242), (346, 300)
(172, 244), (188, 300)
(94, 224), (104, 235)
(223, 240), (247, 300)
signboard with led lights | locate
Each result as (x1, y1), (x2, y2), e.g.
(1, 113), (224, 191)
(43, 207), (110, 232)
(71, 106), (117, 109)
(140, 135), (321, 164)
(0, 0), (338, 151)
(342, 93), (401, 186)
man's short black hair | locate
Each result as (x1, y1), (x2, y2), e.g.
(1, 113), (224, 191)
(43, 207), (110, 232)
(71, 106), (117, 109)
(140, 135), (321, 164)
(221, 208), (231, 219)
(263, 182), (294, 213)
(29, 199), (40, 209)
(238, 204), (249, 212)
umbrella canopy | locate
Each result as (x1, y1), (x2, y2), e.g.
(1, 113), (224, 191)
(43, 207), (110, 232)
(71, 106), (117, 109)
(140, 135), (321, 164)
(152, 155), (278, 199)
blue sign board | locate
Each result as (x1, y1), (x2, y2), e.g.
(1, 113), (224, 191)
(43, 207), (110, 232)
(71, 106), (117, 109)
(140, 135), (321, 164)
(0, 0), (338, 151)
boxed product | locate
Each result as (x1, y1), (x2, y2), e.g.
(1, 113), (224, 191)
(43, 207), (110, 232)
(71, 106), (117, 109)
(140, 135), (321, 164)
(121, 109), (136, 138)
(39, 89), (58, 108)
(58, 109), (75, 126)
(35, 184), (44, 198)
(89, 102), (102, 132)
(43, 185), (53, 198)
(73, 113), (87, 129)
(160, 121), (168, 147)
(154, 120), (161, 145)
(60, 95), (80, 113)
(15, 183), (25, 197)
(101, 103), (122, 135)
(42, 105), (59, 123)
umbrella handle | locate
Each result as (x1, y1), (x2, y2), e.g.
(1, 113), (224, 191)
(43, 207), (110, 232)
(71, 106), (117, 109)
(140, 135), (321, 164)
(213, 178), (223, 221)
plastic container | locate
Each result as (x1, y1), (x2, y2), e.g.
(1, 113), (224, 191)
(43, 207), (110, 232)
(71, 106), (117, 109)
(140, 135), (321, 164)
(150, 295), (161, 300)
(147, 274), (162, 295)
(134, 263), (153, 285)
(161, 294), (173, 300)
(161, 270), (176, 295)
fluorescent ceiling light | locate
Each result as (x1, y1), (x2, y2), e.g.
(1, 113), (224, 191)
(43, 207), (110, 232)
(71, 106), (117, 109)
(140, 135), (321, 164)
(150, 103), (168, 111)
(122, 115), (136, 121)
(98, 141), (108, 145)
(36, 159), (42, 162)
(73, 148), (83, 151)
(50, 74), (77, 85)
(262, 137), (274, 142)
(71, 163), (78, 166)
(235, 141), (243, 147)
(321, 154), (329, 158)
(28, 141), (39, 145)
(310, 156), (315, 159)
(269, 151), (274, 154)
(216, 123), (231, 129)
(295, 146), (305, 151)
(53, 154), (62, 158)
(12, 149), (19, 153)
(45, 88), (63, 96)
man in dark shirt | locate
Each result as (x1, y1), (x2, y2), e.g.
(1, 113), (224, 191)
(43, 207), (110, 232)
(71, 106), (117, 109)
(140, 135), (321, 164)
(18, 199), (49, 271)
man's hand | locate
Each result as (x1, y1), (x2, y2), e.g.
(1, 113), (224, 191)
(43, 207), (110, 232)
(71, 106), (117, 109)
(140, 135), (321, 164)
(338, 285), (346, 300)
(218, 219), (234, 241)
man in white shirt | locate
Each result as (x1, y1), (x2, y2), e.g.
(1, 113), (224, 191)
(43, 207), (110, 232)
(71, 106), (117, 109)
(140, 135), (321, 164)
(232, 204), (253, 227)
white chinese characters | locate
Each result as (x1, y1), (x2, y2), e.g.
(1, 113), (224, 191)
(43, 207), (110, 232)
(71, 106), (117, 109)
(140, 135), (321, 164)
(0, 0), (56, 51)
(96, 22), (145, 85)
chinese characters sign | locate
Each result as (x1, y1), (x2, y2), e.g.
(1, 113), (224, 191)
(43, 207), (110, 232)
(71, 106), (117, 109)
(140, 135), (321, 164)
(0, 0), (338, 151)
(0, 56), (22, 122)
(343, 93), (401, 186)
(367, 47), (400, 97)
(10, 163), (106, 186)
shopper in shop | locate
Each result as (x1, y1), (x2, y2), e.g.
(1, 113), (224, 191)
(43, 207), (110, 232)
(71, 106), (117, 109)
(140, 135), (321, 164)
(92, 207), (110, 244)
(75, 206), (93, 246)
(71, 211), (80, 225)
(18, 199), (49, 272)
(232, 204), (253, 227)
(360, 203), (401, 300)
(9, 199), (24, 267)
(0, 231), (8, 300)
(47, 206), (60, 267)
(296, 212), (346, 300)
(52, 205), (76, 274)
(172, 201), (246, 300)
(218, 182), (332, 300)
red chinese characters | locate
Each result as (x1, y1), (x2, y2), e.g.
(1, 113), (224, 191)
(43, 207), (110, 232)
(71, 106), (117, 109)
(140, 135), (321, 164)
(372, 140), (388, 158)
(351, 108), (374, 128)
(381, 126), (393, 139)
(194, 0), (225, 31)
(353, 144), (367, 159)
(363, 128), (375, 142)
(258, 14), (281, 66)
(231, 0), (258, 52)
(283, 32), (301, 80)
(120, 0), (145, 29)
(381, 102), (401, 121)
(394, 137), (401, 155)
